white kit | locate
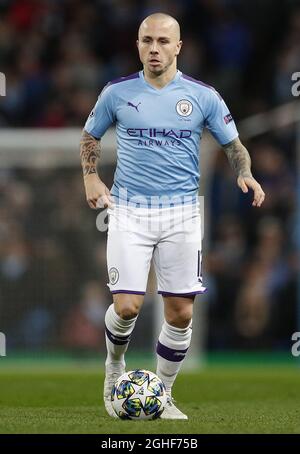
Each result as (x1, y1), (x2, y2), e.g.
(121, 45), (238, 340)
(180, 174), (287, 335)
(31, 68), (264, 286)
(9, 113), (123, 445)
(106, 202), (206, 296)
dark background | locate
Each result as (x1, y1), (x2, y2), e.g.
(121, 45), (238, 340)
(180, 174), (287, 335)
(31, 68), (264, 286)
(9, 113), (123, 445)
(0, 0), (298, 354)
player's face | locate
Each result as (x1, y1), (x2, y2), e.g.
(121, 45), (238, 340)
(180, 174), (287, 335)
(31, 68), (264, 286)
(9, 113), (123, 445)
(137, 19), (182, 76)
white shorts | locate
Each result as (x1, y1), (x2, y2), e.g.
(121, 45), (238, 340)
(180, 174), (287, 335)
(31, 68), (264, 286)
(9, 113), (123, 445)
(106, 203), (206, 296)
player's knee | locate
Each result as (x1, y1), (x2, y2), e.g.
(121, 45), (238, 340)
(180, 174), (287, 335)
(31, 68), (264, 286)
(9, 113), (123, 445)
(118, 304), (140, 320)
(114, 296), (142, 320)
(164, 296), (194, 328)
(166, 310), (192, 329)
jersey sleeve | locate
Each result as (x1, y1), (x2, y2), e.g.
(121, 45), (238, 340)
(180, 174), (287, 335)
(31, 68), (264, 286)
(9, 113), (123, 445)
(84, 83), (116, 139)
(204, 89), (238, 145)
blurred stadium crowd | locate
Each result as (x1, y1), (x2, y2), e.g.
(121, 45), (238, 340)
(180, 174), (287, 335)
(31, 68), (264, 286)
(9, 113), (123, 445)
(0, 0), (298, 353)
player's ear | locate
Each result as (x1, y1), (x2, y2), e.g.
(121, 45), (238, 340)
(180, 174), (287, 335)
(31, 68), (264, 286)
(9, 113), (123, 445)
(136, 39), (139, 49)
(175, 40), (183, 56)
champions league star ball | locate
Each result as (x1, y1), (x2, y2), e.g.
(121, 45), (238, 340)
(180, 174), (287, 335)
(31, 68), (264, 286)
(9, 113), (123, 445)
(111, 369), (167, 420)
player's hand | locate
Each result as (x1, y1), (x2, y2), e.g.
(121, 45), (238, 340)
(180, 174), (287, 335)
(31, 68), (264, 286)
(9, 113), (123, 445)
(83, 174), (114, 210)
(237, 175), (265, 207)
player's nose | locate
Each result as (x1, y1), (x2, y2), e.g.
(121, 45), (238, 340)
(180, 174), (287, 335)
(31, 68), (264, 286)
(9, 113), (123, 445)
(150, 41), (159, 53)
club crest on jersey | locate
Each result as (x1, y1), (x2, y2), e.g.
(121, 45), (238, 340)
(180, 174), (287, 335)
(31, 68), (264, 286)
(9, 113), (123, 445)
(109, 267), (119, 285)
(176, 99), (193, 117)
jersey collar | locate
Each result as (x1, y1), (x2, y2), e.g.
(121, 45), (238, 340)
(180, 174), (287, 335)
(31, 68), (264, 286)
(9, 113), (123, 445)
(139, 69), (182, 92)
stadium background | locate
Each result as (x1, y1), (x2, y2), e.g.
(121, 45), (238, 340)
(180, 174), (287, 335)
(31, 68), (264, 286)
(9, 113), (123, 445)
(0, 0), (298, 360)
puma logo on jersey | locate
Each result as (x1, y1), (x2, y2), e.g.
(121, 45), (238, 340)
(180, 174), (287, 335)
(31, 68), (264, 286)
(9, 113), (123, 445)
(128, 101), (141, 112)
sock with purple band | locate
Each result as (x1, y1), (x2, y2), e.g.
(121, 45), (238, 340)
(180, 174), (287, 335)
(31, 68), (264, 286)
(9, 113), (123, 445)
(104, 303), (137, 367)
(156, 320), (192, 394)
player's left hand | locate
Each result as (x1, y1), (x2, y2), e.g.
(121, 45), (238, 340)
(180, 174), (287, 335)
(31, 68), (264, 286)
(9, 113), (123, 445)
(237, 175), (265, 207)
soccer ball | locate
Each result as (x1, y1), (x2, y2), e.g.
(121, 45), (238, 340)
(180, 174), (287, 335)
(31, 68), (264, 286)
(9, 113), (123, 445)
(111, 369), (167, 420)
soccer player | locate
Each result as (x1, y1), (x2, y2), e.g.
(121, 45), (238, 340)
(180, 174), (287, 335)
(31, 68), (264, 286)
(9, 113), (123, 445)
(80, 13), (265, 419)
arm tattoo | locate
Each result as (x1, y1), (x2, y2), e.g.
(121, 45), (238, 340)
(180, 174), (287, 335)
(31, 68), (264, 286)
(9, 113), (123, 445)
(80, 130), (101, 177)
(223, 137), (252, 178)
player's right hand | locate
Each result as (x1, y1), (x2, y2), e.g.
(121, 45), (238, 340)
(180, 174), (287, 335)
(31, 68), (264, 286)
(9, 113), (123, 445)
(83, 174), (114, 210)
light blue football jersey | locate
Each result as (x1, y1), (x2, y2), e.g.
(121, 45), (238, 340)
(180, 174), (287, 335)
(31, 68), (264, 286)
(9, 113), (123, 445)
(84, 70), (238, 206)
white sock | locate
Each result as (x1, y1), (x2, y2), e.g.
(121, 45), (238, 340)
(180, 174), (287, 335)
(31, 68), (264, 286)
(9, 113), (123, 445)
(156, 320), (192, 395)
(104, 304), (137, 367)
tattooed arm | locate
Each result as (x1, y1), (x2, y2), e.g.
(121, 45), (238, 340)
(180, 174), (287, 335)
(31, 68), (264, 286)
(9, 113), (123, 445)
(223, 137), (265, 207)
(80, 129), (101, 177)
(80, 129), (113, 209)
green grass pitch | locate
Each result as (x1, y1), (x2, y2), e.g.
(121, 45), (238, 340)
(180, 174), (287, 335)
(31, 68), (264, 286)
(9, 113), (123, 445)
(0, 361), (299, 434)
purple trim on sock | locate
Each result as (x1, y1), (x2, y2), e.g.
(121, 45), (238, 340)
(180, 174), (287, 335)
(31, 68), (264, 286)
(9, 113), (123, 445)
(111, 290), (145, 295)
(108, 72), (139, 86)
(105, 326), (131, 346)
(158, 289), (207, 297)
(156, 341), (188, 362)
(105, 326), (131, 342)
